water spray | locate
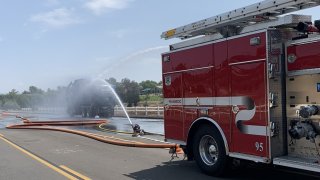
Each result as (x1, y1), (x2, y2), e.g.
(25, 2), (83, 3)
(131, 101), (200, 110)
(103, 82), (144, 136)
(104, 83), (133, 125)
(96, 46), (167, 80)
(94, 46), (169, 136)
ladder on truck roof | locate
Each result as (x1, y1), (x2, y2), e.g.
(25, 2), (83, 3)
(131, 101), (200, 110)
(161, 0), (320, 40)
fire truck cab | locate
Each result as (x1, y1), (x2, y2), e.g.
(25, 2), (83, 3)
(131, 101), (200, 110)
(161, 0), (320, 176)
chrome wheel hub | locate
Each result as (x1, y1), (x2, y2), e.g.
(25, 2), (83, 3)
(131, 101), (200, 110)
(199, 135), (219, 166)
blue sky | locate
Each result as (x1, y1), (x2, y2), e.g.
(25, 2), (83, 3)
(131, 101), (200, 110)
(0, 0), (319, 93)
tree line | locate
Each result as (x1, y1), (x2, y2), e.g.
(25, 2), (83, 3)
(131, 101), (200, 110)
(106, 78), (162, 107)
(0, 78), (162, 110)
(0, 86), (68, 110)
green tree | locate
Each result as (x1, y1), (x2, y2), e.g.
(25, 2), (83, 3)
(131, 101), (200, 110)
(8, 89), (19, 100)
(127, 81), (140, 107)
(2, 100), (20, 110)
(157, 81), (163, 95)
(16, 94), (32, 108)
(0, 95), (5, 108)
(116, 78), (140, 107)
(139, 80), (158, 90)
(106, 77), (117, 86)
(29, 86), (44, 94)
(139, 80), (160, 94)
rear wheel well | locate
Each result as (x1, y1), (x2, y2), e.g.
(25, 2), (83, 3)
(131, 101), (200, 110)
(186, 119), (219, 161)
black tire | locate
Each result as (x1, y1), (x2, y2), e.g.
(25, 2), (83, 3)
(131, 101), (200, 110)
(193, 125), (228, 176)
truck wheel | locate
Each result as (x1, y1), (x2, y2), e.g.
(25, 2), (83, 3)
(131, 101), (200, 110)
(193, 125), (227, 176)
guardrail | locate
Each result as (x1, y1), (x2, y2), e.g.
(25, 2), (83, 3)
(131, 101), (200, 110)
(19, 106), (165, 118)
(114, 106), (164, 118)
(20, 107), (66, 113)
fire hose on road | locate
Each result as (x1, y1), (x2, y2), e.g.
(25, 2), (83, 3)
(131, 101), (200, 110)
(6, 115), (183, 154)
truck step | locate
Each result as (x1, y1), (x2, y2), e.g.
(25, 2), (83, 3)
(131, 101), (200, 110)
(273, 156), (320, 173)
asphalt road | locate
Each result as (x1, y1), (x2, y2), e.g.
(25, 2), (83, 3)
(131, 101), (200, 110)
(0, 111), (319, 180)
(0, 128), (319, 180)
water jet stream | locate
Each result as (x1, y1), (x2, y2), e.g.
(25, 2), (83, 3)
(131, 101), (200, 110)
(103, 82), (133, 127)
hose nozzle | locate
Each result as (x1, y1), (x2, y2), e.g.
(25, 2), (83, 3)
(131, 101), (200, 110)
(132, 124), (144, 137)
(296, 22), (320, 33)
(299, 105), (320, 118)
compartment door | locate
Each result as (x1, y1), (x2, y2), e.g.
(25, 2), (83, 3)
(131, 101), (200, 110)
(228, 33), (269, 158)
(230, 62), (269, 158)
(163, 73), (184, 141)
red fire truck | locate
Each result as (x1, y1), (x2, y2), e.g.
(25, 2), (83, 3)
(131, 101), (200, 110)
(161, 0), (320, 176)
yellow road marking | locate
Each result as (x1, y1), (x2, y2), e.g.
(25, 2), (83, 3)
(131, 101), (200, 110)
(0, 133), (4, 137)
(89, 133), (145, 144)
(60, 165), (91, 180)
(83, 131), (145, 144)
(98, 124), (132, 135)
(0, 136), (78, 180)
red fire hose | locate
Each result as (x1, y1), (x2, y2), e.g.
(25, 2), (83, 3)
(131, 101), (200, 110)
(6, 116), (182, 153)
